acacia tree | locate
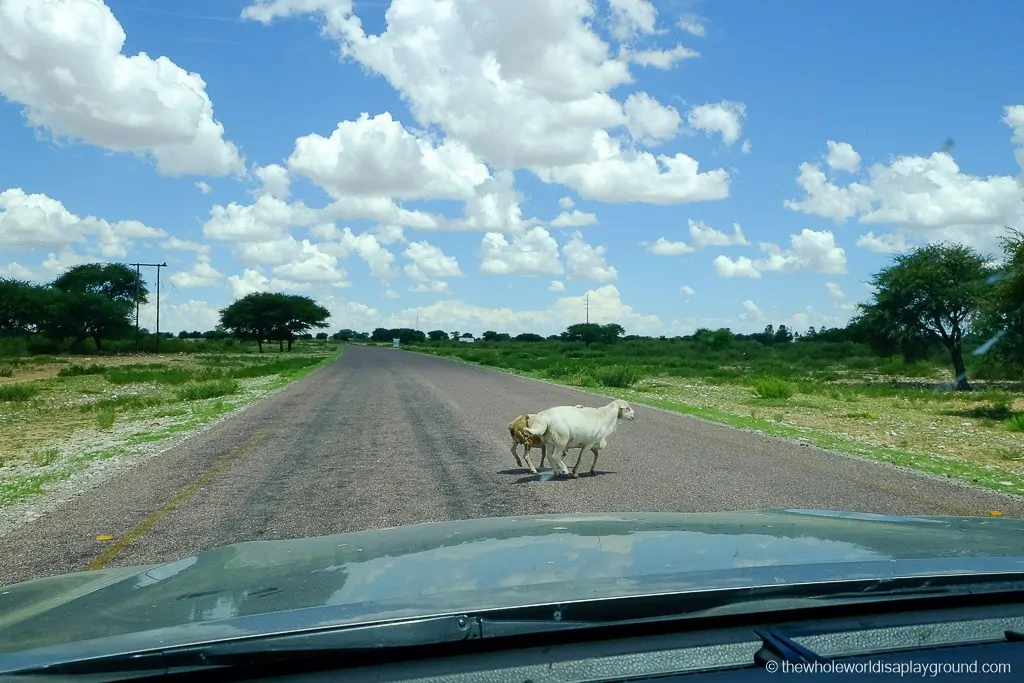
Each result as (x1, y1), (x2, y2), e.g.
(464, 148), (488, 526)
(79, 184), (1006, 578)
(857, 242), (993, 390)
(272, 294), (331, 351)
(48, 263), (149, 350)
(561, 322), (625, 345)
(220, 292), (330, 352)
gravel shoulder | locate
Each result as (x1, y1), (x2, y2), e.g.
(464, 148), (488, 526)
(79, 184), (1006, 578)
(3, 345), (1024, 588)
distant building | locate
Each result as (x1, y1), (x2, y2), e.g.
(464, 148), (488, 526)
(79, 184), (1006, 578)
(459, 336), (475, 343)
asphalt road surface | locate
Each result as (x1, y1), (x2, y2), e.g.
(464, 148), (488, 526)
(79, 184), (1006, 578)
(3, 344), (1024, 586)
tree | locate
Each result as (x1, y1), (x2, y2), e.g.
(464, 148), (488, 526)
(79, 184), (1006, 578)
(976, 228), (1024, 368)
(332, 328), (360, 341)
(561, 322), (625, 345)
(219, 292), (330, 352)
(858, 242), (993, 390)
(48, 263), (149, 350)
(220, 293), (278, 352)
(371, 327), (426, 344)
(52, 263), (145, 303)
(271, 295), (331, 351)
(0, 278), (53, 337)
(427, 329), (448, 342)
(693, 327), (733, 350)
(774, 324), (793, 344)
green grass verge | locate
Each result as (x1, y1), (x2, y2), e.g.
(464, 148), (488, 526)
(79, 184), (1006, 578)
(0, 346), (341, 509)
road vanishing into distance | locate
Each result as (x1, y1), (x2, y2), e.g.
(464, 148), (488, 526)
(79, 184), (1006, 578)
(3, 344), (1024, 586)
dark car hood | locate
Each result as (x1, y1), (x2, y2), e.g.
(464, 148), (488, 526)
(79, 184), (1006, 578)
(2, 509), (1024, 659)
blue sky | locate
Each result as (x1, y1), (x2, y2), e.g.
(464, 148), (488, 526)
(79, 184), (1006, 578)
(2, 0), (1023, 337)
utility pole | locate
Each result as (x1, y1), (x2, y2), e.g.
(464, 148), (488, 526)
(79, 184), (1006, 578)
(155, 263), (165, 353)
(585, 294), (589, 324)
(129, 262), (167, 354)
(133, 264), (141, 352)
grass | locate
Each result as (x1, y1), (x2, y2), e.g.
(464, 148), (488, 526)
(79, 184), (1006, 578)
(753, 376), (795, 400)
(175, 378), (240, 402)
(0, 341), (339, 509)
(57, 363), (106, 378)
(0, 383), (41, 402)
(410, 339), (1024, 501)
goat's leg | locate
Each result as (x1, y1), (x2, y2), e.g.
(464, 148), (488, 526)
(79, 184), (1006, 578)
(521, 444), (539, 474)
(538, 443), (546, 469)
(509, 440), (524, 468)
(588, 447), (600, 475)
(547, 441), (572, 478)
(569, 447), (587, 478)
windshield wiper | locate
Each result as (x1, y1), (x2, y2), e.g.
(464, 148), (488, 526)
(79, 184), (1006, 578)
(7, 571), (1024, 677)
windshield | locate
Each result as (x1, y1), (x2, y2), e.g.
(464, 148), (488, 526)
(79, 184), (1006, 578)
(1, 0), (1023, 669)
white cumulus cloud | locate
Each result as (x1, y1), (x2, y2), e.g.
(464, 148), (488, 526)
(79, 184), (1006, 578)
(0, 0), (244, 177)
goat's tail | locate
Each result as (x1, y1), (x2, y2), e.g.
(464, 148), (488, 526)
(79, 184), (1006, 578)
(524, 417), (548, 437)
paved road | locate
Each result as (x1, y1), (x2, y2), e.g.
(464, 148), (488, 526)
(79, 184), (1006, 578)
(3, 345), (1024, 586)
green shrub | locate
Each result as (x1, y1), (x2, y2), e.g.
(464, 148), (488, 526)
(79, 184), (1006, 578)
(752, 376), (794, 400)
(0, 383), (40, 402)
(58, 363), (106, 378)
(97, 408), (117, 430)
(594, 365), (646, 388)
(1004, 413), (1024, 432)
(176, 379), (240, 401)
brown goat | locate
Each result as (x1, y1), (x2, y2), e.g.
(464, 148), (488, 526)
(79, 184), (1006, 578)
(507, 406), (584, 473)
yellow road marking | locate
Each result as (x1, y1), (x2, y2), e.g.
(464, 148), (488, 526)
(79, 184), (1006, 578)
(95, 534), (113, 541)
(84, 426), (275, 571)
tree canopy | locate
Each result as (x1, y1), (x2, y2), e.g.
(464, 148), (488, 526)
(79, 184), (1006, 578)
(219, 292), (330, 352)
(0, 263), (148, 351)
(561, 322), (625, 345)
(855, 242), (994, 390)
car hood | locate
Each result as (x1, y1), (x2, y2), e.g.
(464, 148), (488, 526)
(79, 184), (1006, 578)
(2, 509), (1024, 658)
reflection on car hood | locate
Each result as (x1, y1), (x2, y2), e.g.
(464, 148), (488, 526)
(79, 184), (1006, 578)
(2, 509), (1024, 657)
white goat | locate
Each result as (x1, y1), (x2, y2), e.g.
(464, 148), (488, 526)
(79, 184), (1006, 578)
(524, 399), (635, 478)
(508, 406), (583, 473)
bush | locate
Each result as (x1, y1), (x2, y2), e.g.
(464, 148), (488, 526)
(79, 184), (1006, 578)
(1005, 413), (1024, 432)
(595, 365), (646, 388)
(752, 376), (794, 400)
(96, 408), (116, 430)
(176, 379), (240, 401)
(58, 363), (106, 377)
(0, 383), (41, 402)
